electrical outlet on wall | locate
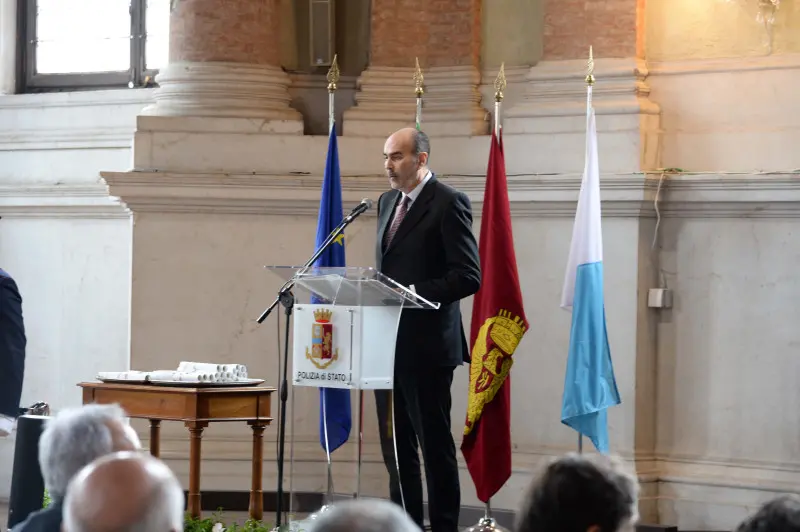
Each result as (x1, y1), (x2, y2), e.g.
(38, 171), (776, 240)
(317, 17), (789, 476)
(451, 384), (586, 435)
(648, 288), (673, 309)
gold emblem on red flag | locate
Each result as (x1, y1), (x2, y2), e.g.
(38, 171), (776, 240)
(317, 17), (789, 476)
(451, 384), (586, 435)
(464, 309), (526, 435)
(305, 308), (339, 370)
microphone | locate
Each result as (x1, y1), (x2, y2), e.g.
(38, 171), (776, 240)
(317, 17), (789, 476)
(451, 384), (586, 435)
(345, 198), (373, 220)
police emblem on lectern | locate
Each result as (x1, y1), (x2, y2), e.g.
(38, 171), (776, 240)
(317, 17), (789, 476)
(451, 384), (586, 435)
(305, 308), (339, 369)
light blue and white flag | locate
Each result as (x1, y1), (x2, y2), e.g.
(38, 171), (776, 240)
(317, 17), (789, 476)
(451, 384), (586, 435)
(560, 93), (621, 453)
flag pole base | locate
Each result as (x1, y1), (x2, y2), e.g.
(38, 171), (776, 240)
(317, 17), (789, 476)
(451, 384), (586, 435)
(464, 501), (509, 532)
(464, 516), (509, 532)
(306, 504), (333, 520)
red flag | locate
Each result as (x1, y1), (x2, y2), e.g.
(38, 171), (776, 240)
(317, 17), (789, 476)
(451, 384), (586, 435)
(461, 129), (529, 502)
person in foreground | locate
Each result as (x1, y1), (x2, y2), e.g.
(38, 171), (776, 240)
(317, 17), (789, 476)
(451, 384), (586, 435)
(308, 499), (421, 532)
(0, 267), (26, 437)
(735, 495), (800, 532)
(62, 451), (184, 532)
(11, 404), (141, 532)
(515, 453), (640, 532)
(375, 127), (481, 532)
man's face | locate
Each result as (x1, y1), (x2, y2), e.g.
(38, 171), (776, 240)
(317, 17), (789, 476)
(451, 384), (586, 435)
(383, 132), (426, 193)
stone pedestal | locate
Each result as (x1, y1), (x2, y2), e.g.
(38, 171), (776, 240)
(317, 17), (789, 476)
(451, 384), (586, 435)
(142, 0), (301, 126)
(505, 57), (660, 173)
(343, 0), (487, 136)
(343, 66), (487, 137)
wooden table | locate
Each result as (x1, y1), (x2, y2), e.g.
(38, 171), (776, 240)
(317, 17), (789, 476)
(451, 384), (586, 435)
(79, 382), (275, 520)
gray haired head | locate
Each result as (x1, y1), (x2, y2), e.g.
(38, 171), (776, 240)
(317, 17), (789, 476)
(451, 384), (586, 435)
(735, 495), (800, 532)
(62, 451), (184, 532)
(38, 403), (137, 500)
(307, 499), (421, 532)
(516, 453), (640, 532)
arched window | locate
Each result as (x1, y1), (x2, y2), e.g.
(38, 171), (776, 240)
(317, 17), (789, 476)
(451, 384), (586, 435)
(19, 0), (170, 92)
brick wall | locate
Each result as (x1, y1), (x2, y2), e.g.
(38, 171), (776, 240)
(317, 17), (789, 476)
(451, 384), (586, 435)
(170, 0), (281, 65)
(370, 0), (481, 68)
(543, 0), (640, 60)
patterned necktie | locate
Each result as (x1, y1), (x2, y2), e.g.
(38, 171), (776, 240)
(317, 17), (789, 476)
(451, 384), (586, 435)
(384, 196), (411, 248)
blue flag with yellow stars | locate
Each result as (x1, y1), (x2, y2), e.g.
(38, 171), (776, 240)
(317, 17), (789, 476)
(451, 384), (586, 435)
(313, 124), (351, 453)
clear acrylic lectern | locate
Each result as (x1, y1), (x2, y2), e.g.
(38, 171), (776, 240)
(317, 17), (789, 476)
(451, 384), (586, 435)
(264, 266), (440, 524)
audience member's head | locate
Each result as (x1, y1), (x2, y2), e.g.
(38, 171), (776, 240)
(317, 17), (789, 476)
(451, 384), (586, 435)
(516, 453), (639, 532)
(735, 495), (800, 532)
(62, 451), (184, 532)
(38, 403), (141, 501)
(308, 499), (421, 532)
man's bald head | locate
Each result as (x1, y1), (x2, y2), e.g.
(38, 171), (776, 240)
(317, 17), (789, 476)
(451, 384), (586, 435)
(63, 451), (184, 532)
(383, 128), (430, 193)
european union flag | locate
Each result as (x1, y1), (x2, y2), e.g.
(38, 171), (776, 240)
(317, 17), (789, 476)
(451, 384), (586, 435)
(314, 124), (351, 453)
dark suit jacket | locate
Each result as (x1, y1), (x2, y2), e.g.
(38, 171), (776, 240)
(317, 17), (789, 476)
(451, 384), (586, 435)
(0, 268), (26, 418)
(376, 174), (481, 369)
(10, 500), (62, 532)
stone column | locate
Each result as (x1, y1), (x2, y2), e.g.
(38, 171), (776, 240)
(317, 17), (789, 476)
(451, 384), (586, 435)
(142, 0), (302, 125)
(343, 0), (487, 136)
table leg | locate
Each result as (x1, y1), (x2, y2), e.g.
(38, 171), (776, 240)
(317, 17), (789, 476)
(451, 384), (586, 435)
(248, 421), (268, 521)
(149, 420), (161, 457)
(185, 421), (207, 519)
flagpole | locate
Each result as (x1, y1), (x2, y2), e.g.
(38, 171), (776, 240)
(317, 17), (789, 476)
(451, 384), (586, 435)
(493, 63), (506, 137)
(306, 56), (342, 526)
(576, 46), (593, 459)
(414, 57), (424, 129)
(586, 46), (594, 118)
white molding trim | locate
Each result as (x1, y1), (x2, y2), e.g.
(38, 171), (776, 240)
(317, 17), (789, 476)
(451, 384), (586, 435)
(648, 52), (800, 77)
(102, 171), (800, 219)
(656, 173), (800, 218)
(0, 88), (155, 109)
(0, 184), (130, 218)
(0, 128), (134, 151)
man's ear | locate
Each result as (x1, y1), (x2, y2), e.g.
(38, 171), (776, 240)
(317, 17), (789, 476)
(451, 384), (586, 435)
(418, 152), (429, 167)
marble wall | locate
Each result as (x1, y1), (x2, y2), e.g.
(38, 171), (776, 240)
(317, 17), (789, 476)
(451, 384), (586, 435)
(0, 89), (145, 494)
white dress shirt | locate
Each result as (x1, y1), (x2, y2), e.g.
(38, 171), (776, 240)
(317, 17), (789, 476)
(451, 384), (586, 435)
(390, 170), (432, 227)
(390, 171), (432, 295)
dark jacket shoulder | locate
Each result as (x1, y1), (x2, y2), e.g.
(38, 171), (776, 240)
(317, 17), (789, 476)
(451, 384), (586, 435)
(11, 502), (63, 532)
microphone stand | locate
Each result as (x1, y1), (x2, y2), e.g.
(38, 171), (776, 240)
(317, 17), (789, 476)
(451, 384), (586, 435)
(256, 204), (366, 530)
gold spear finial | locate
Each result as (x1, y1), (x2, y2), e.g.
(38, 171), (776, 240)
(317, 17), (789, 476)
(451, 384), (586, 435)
(586, 46), (595, 86)
(494, 62), (507, 103)
(414, 57), (425, 97)
(327, 54), (340, 93)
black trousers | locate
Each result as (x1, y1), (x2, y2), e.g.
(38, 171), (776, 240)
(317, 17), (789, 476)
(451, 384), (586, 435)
(375, 366), (460, 532)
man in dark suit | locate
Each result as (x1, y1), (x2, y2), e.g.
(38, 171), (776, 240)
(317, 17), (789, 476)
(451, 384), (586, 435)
(375, 128), (481, 532)
(0, 267), (26, 437)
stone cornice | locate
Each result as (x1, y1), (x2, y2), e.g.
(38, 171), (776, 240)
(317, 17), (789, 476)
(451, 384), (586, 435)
(0, 127), (134, 151)
(99, 171), (800, 219)
(0, 184), (130, 218)
(0, 88), (154, 109)
(647, 53), (800, 77)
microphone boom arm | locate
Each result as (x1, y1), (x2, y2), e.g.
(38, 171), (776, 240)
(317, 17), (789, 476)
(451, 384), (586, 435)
(255, 199), (370, 324)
